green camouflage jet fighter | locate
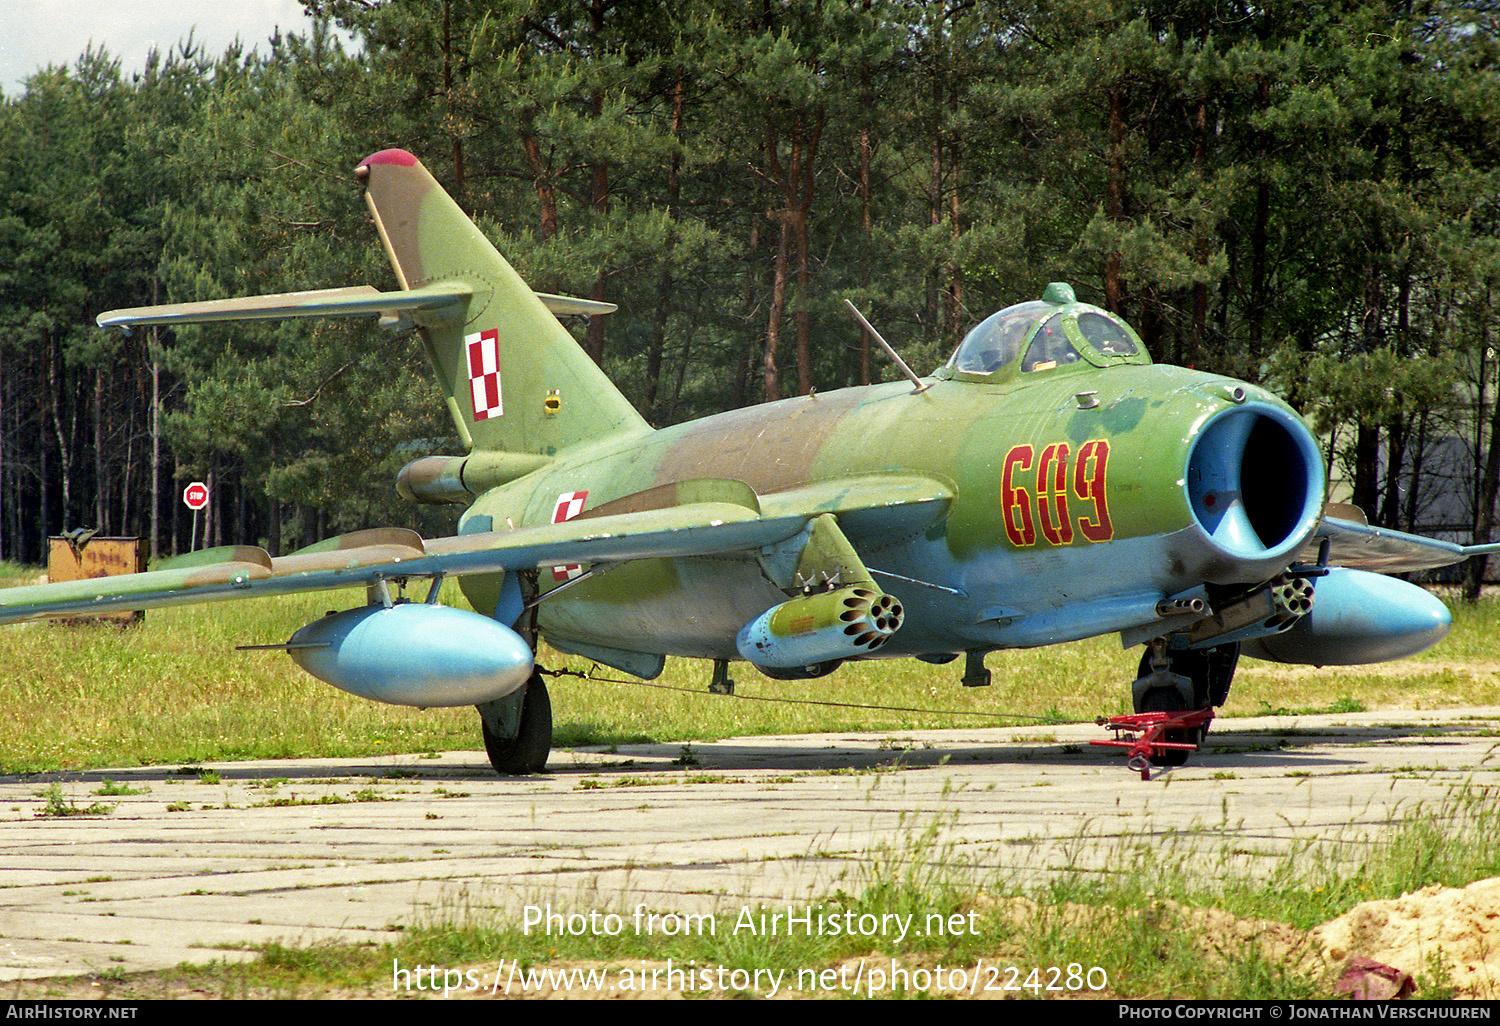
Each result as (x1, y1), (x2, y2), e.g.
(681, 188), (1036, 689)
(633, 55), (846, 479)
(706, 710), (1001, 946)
(3, 148), (1494, 774)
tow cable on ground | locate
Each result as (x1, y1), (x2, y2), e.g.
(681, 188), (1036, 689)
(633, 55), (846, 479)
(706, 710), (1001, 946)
(540, 664), (1197, 779)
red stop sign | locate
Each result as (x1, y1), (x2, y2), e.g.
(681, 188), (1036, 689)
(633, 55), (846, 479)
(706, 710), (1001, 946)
(183, 482), (210, 511)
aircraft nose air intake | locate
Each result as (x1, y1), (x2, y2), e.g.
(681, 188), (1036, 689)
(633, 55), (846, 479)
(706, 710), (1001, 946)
(1186, 403), (1323, 562)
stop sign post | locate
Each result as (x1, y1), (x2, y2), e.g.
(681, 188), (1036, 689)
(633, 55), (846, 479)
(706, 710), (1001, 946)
(184, 481), (209, 550)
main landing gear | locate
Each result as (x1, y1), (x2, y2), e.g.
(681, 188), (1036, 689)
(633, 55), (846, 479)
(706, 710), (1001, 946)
(1094, 641), (1239, 774)
(476, 669), (553, 775)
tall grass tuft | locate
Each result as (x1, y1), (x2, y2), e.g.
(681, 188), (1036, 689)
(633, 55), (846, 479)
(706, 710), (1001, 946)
(1218, 784), (1500, 929)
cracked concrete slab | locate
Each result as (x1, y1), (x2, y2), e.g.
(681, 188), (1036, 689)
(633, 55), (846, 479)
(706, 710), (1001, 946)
(3, 706), (1499, 981)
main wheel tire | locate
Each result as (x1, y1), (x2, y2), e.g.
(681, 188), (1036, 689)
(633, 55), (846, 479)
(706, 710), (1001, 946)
(481, 673), (552, 775)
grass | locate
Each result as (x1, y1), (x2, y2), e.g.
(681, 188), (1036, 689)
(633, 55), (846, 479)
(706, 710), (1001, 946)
(1253, 695), (1367, 717)
(28, 784), (1500, 999)
(11, 571), (1500, 998)
(404, 783), (1500, 998)
(1216, 783), (1500, 929)
(35, 782), (112, 817)
(5, 569), (1500, 774)
(92, 779), (146, 796)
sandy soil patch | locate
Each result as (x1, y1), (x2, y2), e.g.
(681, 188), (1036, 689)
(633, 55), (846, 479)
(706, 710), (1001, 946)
(1315, 878), (1500, 998)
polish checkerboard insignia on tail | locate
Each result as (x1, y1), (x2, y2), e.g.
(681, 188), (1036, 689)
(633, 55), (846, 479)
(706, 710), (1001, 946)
(466, 329), (503, 420)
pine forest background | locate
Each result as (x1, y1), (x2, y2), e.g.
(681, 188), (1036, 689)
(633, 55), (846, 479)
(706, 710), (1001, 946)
(4, 0), (1500, 595)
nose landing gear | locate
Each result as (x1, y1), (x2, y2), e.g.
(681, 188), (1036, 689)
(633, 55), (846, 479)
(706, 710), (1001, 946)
(1092, 640), (1240, 777)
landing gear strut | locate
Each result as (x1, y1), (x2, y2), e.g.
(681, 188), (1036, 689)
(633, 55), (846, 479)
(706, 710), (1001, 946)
(1096, 641), (1239, 773)
(1136, 642), (1239, 710)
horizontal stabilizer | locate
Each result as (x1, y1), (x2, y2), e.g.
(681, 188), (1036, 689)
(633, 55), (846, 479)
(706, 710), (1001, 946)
(534, 292), (618, 317)
(96, 286), (612, 334)
(97, 284), (472, 331)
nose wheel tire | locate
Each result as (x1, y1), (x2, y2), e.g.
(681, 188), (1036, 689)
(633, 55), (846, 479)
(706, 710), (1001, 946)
(1136, 686), (1199, 766)
(1132, 643), (1238, 767)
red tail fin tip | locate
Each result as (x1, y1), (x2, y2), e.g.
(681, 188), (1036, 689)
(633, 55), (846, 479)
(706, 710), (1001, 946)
(357, 149), (419, 172)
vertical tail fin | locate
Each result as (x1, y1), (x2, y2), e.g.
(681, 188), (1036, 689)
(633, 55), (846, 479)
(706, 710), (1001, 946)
(355, 149), (647, 455)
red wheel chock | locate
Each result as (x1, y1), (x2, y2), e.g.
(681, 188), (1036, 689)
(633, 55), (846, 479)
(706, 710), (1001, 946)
(1091, 708), (1215, 779)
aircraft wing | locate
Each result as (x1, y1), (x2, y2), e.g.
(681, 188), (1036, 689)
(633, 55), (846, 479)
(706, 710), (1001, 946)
(0, 504), (809, 625)
(1301, 512), (1500, 574)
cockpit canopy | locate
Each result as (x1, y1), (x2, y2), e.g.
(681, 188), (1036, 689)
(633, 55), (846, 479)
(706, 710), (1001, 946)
(940, 283), (1149, 381)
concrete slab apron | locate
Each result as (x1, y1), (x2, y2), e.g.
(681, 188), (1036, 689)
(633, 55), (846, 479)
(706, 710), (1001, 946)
(3, 706), (1500, 980)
